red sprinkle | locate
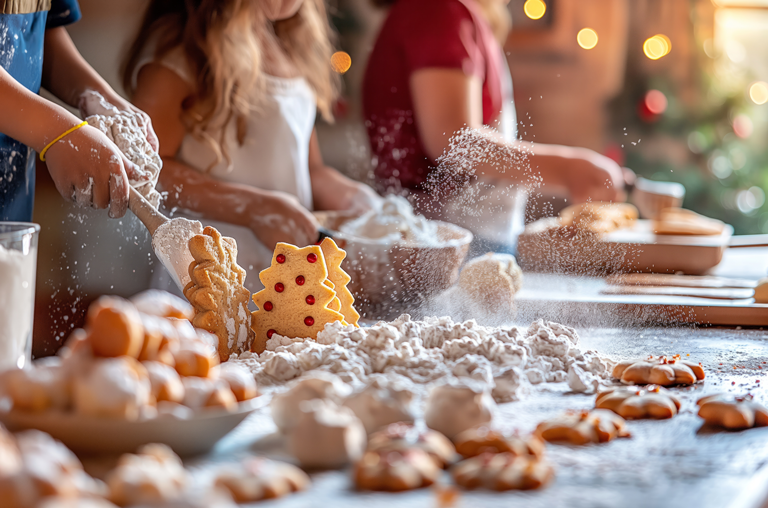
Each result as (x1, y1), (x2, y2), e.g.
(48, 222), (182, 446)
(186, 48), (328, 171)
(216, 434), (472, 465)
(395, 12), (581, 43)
(275, 283), (284, 293)
(732, 381), (736, 385)
(296, 275), (305, 286)
(267, 329), (276, 338)
(307, 253), (318, 263)
(263, 301), (273, 311)
(304, 316), (314, 326)
(276, 254), (286, 264)
(306, 295), (315, 305)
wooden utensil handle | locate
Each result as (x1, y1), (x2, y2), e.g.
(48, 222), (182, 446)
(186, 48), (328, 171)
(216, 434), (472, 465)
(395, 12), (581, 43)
(128, 187), (168, 236)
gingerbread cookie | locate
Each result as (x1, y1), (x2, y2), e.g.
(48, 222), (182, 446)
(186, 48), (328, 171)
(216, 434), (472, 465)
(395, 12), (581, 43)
(251, 243), (347, 352)
(536, 409), (630, 445)
(184, 226), (254, 361)
(697, 394), (768, 430)
(454, 426), (545, 460)
(451, 452), (553, 491)
(214, 457), (309, 502)
(596, 385), (681, 420)
(367, 422), (457, 469)
(319, 238), (360, 327)
(354, 449), (440, 492)
(613, 355), (705, 386)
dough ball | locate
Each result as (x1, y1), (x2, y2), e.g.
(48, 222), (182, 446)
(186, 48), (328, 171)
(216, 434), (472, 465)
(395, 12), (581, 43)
(218, 364), (258, 402)
(270, 374), (351, 433)
(343, 376), (414, 434)
(459, 253), (523, 314)
(85, 297), (144, 359)
(73, 357), (152, 420)
(424, 383), (496, 441)
(144, 361), (185, 404)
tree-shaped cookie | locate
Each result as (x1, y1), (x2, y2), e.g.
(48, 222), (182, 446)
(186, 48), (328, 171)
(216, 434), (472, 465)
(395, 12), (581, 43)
(251, 243), (346, 353)
(183, 226), (254, 360)
(596, 385), (681, 420)
(319, 238), (360, 327)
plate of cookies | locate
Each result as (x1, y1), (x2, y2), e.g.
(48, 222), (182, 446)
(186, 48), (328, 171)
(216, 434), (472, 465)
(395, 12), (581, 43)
(0, 291), (265, 456)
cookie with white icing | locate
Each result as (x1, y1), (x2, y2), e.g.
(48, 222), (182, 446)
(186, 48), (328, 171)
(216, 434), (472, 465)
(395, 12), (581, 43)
(214, 457), (309, 502)
(218, 363), (259, 402)
(424, 383), (495, 441)
(144, 361), (185, 404)
(285, 399), (366, 469)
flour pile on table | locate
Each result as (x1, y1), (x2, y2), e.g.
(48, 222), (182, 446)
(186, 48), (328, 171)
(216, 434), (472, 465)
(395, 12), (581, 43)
(232, 316), (614, 402)
(338, 195), (440, 246)
(82, 91), (163, 207)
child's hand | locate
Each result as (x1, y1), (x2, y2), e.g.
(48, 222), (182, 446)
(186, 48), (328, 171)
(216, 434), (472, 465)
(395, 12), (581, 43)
(560, 149), (626, 204)
(249, 191), (320, 248)
(79, 91), (159, 153)
(44, 125), (150, 218)
(344, 182), (383, 215)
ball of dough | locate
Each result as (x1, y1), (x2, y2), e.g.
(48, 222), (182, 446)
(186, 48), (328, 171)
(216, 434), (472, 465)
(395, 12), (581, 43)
(270, 374), (351, 433)
(458, 253), (523, 314)
(144, 361), (185, 404)
(73, 357), (152, 420)
(424, 383), (496, 441)
(181, 377), (237, 412)
(218, 364), (258, 402)
(130, 290), (194, 320)
(343, 377), (414, 434)
(107, 444), (188, 507)
(285, 399), (366, 469)
(85, 297), (145, 359)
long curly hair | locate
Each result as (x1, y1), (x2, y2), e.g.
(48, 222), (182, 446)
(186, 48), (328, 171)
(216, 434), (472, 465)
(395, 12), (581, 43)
(123, 0), (339, 169)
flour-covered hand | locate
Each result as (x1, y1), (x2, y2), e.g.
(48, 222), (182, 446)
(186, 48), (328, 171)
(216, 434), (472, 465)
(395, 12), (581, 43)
(249, 191), (319, 248)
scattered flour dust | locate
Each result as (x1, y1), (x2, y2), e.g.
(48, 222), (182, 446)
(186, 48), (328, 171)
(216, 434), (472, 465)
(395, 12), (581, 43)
(0, 244), (37, 370)
(232, 315), (614, 402)
(338, 195), (441, 246)
(151, 218), (204, 289)
(81, 91), (163, 207)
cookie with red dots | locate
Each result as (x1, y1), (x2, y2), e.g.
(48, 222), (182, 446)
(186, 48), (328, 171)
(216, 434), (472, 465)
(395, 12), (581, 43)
(251, 243), (347, 353)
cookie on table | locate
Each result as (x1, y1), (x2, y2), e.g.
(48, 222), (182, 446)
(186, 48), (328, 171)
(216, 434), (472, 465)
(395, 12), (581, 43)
(454, 426), (545, 460)
(595, 385), (681, 420)
(184, 226), (254, 361)
(451, 452), (554, 491)
(354, 448), (440, 492)
(613, 355), (705, 386)
(214, 457), (309, 502)
(367, 422), (457, 469)
(536, 409), (630, 445)
(697, 394), (768, 430)
(107, 444), (187, 507)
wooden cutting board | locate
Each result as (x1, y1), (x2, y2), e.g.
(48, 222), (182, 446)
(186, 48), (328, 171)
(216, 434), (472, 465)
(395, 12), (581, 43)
(517, 219), (733, 275)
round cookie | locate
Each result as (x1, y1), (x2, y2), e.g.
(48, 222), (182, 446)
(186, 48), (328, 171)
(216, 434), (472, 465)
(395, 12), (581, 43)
(218, 364), (259, 402)
(72, 357), (152, 420)
(107, 444), (188, 507)
(85, 297), (144, 359)
(143, 361), (185, 404)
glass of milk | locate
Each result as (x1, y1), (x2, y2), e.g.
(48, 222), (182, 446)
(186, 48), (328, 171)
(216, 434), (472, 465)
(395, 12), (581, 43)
(0, 223), (40, 371)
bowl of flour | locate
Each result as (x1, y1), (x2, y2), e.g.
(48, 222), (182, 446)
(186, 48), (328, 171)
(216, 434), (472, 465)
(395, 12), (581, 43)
(315, 196), (472, 320)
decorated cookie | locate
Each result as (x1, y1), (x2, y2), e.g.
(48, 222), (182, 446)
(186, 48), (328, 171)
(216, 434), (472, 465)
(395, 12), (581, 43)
(613, 355), (705, 386)
(319, 238), (360, 327)
(367, 422), (457, 469)
(596, 385), (681, 420)
(214, 457), (309, 502)
(454, 426), (545, 460)
(424, 383), (495, 441)
(184, 226), (254, 360)
(107, 444), (187, 506)
(285, 399), (366, 469)
(451, 452), (553, 491)
(251, 243), (347, 353)
(354, 448), (440, 492)
(697, 394), (768, 430)
(536, 409), (630, 445)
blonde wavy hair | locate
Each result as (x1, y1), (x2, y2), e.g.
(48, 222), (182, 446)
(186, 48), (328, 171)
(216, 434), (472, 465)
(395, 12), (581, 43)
(123, 0), (340, 169)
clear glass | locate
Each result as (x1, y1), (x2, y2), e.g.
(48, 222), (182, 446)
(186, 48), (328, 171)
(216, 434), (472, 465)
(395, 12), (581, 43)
(0, 222), (40, 371)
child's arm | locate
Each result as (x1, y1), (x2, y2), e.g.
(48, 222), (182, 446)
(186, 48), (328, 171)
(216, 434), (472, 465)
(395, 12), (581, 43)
(132, 63), (319, 247)
(42, 27), (158, 150)
(0, 67), (147, 218)
(308, 130), (382, 213)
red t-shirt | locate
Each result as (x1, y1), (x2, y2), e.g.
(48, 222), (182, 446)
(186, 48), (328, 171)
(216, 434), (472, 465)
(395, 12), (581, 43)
(362, 0), (504, 193)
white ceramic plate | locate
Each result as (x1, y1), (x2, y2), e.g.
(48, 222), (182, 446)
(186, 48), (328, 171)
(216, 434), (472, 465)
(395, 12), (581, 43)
(0, 397), (266, 456)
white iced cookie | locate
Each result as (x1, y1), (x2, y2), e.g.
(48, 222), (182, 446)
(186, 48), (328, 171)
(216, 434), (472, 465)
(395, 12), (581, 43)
(144, 361), (185, 404)
(755, 278), (768, 304)
(107, 444), (187, 507)
(425, 383), (496, 441)
(214, 458), (309, 502)
(270, 374), (350, 433)
(73, 357), (152, 420)
(343, 377), (415, 434)
(458, 253), (523, 314)
(286, 399), (366, 469)
(0, 357), (71, 412)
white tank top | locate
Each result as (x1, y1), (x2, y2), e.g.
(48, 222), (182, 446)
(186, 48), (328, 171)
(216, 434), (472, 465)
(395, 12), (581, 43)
(136, 47), (316, 292)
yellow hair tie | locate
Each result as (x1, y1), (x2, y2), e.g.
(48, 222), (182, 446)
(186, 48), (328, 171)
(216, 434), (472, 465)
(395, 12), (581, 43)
(39, 120), (89, 162)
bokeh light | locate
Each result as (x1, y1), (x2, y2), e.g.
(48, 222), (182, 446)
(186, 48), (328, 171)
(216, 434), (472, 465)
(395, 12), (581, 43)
(749, 81), (768, 105)
(577, 28), (598, 50)
(643, 35), (671, 60)
(644, 90), (668, 115)
(330, 51), (352, 74)
(732, 114), (754, 139)
(524, 0), (546, 20)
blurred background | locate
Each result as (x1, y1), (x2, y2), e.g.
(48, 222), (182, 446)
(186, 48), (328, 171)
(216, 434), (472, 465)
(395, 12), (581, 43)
(32, 0), (768, 354)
